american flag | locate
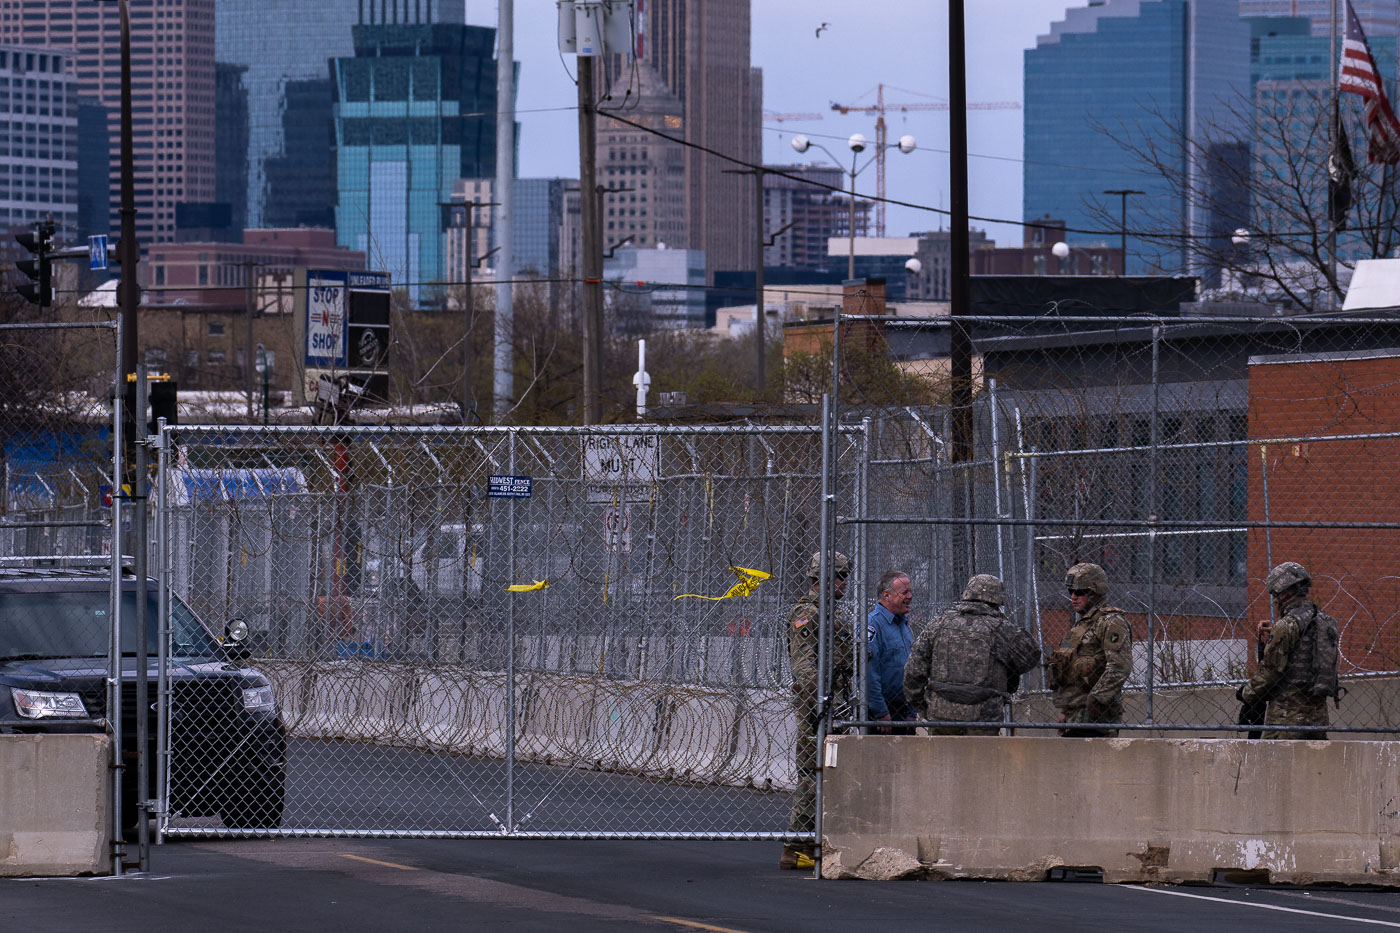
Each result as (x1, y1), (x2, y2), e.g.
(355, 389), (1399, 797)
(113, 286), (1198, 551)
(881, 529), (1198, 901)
(1338, 0), (1400, 164)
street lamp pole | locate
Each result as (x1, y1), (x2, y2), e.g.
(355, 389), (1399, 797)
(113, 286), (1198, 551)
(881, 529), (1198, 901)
(848, 145), (860, 280)
(790, 132), (915, 283)
(1104, 188), (1144, 274)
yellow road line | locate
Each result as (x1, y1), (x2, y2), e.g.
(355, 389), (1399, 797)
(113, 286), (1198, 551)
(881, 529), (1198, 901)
(338, 854), (419, 871)
(647, 916), (752, 933)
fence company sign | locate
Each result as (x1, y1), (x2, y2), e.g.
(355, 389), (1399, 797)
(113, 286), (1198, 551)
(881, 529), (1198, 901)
(583, 435), (658, 503)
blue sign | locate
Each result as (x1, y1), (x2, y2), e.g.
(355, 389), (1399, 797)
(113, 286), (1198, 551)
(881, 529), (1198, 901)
(89, 235), (108, 271)
(488, 475), (533, 498)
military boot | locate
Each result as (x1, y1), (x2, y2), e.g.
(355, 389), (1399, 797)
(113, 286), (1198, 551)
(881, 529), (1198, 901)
(779, 843), (815, 870)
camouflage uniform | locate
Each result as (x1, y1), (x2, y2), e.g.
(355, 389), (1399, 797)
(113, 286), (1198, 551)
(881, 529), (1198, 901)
(903, 575), (1040, 736)
(1240, 597), (1334, 740)
(787, 555), (855, 837)
(1048, 564), (1132, 737)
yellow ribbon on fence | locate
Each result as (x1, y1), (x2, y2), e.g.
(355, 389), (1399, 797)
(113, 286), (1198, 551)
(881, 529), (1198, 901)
(674, 566), (771, 601)
(506, 579), (550, 592)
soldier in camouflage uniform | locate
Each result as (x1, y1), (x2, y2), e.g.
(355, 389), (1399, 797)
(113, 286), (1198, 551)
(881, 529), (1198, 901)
(781, 550), (855, 869)
(1237, 561), (1337, 740)
(903, 574), (1040, 735)
(1046, 563), (1133, 737)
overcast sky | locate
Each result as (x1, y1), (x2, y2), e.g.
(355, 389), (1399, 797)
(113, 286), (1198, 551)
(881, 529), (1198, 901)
(466, 1), (1091, 247)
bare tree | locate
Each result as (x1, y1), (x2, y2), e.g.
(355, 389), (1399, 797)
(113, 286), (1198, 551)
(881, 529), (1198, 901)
(1092, 81), (1400, 310)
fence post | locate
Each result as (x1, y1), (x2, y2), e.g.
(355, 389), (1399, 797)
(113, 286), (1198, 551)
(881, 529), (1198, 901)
(506, 428), (517, 834)
(1146, 323), (1161, 724)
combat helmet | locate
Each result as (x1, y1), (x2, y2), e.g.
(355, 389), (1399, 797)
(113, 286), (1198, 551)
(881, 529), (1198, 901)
(1065, 562), (1108, 597)
(807, 551), (851, 580)
(1265, 561), (1311, 597)
(961, 573), (1006, 606)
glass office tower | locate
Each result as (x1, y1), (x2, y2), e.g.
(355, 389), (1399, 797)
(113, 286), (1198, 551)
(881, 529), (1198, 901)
(216, 1), (361, 229)
(1024, 1), (1251, 275)
(332, 20), (499, 301)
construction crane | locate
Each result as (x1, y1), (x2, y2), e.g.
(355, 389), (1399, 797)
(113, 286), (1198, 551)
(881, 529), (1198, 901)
(831, 83), (1020, 236)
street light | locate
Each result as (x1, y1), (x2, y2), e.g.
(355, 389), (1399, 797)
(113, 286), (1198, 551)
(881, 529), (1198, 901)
(1103, 188), (1144, 274)
(792, 130), (917, 279)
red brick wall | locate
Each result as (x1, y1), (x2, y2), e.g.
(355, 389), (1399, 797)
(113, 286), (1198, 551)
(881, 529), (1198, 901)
(1248, 352), (1400, 673)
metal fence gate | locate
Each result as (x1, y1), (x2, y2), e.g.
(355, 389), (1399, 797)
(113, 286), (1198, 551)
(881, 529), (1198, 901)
(156, 424), (865, 838)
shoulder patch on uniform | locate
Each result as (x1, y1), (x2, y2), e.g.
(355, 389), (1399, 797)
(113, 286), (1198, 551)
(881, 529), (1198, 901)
(793, 617), (809, 629)
(1104, 620), (1129, 646)
(867, 624), (876, 642)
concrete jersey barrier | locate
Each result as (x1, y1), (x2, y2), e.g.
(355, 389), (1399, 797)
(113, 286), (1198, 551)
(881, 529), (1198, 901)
(820, 734), (1400, 884)
(0, 734), (111, 877)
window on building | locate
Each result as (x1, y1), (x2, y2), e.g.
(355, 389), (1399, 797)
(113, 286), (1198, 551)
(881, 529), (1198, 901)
(208, 321), (224, 337)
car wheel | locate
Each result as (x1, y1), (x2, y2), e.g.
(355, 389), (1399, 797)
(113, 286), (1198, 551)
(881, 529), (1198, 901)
(219, 771), (285, 830)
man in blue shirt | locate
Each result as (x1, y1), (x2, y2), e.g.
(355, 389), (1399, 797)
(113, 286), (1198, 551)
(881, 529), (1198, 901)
(867, 570), (916, 733)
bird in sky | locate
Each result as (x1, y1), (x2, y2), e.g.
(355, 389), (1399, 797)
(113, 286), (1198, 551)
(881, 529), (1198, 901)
(815, 22), (830, 38)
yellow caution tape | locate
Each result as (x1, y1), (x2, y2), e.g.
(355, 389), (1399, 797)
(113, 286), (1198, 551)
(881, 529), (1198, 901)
(674, 566), (771, 601)
(506, 579), (550, 592)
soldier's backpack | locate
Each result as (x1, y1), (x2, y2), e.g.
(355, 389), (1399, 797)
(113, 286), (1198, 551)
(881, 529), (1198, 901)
(1306, 605), (1344, 702)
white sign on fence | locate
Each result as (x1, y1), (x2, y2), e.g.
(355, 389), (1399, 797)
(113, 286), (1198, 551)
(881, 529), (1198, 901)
(583, 435), (659, 503)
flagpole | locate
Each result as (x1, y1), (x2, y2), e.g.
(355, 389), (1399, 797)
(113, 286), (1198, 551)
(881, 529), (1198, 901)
(1330, 0), (1338, 309)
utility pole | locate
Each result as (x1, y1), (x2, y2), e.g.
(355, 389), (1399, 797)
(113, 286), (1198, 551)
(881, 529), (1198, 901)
(723, 167), (769, 394)
(118, 0), (139, 390)
(493, 0), (515, 422)
(754, 167), (766, 395)
(578, 55), (603, 425)
(948, 0), (971, 464)
(244, 261), (256, 421)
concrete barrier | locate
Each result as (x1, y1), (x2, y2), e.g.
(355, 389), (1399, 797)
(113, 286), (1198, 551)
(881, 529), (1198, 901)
(820, 735), (1400, 884)
(0, 734), (111, 877)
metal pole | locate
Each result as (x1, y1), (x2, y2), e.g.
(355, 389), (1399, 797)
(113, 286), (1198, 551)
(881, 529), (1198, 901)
(118, 0), (139, 387)
(463, 204), (474, 424)
(814, 395), (831, 877)
(1103, 190), (1143, 274)
(245, 262), (256, 421)
(1146, 324), (1161, 723)
(577, 56), (603, 425)
(109, 321), (125, 875)
(755, 167), (766, 394)
(856, 418), (871, 725)
(948, 0), (973, 469)
(847, 154), (858, 281)
(134, 366), (150, 869)
(1329, 0), (1339, 307)
(989, 378), (1005, 581)
(154, 416), (169, 844)
(493, 0), (515, 421)
(505, 430), (517, 833)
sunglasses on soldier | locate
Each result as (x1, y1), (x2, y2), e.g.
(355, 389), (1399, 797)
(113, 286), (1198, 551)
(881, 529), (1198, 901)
(1067, 588), (1094, 597)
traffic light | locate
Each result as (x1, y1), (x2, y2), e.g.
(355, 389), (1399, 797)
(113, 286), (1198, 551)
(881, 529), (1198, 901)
(14, 222), (53, 306)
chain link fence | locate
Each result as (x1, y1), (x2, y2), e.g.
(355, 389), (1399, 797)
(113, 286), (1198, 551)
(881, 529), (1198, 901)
(149, 310), (1400, 840)
(156, 424), (863, 837)
(855, 312), (1400, 735)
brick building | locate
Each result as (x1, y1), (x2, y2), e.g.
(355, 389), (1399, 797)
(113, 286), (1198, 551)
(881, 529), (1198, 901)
(1247, 348), (1400, 674)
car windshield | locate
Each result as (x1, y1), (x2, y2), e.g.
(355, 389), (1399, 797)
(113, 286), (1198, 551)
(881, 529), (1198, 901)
(0, 589), (220, 660)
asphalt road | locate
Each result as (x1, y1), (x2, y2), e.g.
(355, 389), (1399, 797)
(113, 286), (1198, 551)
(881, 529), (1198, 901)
(168, 737), (789, 836)
(7, 837), (1400, 932)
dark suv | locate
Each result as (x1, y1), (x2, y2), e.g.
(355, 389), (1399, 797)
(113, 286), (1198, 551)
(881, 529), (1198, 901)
(0, 568), (286, 830)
